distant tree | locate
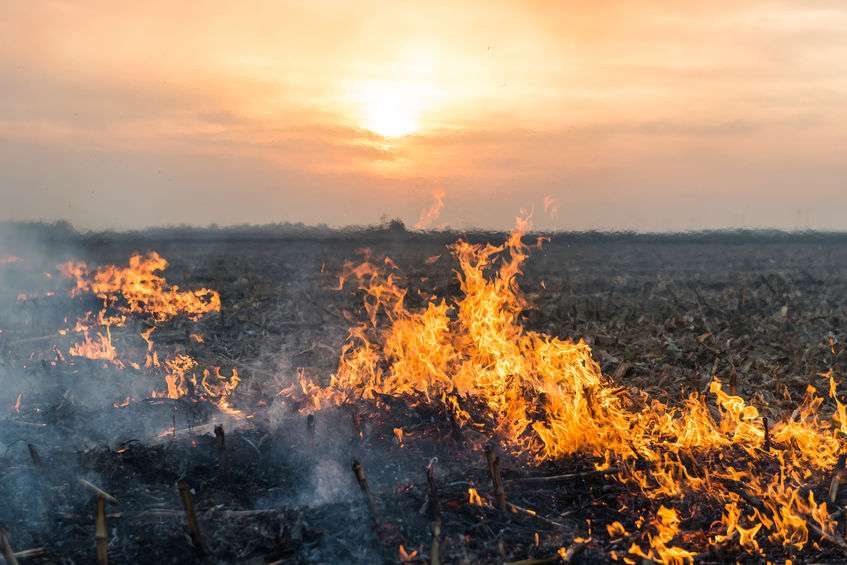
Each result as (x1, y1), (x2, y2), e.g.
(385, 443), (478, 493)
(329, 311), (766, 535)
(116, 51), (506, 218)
(387, 218), (407, 233)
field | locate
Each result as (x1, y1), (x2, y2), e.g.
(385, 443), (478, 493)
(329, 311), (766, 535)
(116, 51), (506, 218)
(2, 224), (847, 563)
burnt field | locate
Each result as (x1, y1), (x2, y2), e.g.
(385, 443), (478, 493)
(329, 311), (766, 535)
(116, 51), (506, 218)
(2, 224), (847, 564)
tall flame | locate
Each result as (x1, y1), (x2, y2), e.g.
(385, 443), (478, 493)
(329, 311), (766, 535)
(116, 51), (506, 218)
(289, 216), (847, 560)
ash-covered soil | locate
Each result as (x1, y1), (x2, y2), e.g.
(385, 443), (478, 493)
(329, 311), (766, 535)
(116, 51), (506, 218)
(2, 226), (847, 563)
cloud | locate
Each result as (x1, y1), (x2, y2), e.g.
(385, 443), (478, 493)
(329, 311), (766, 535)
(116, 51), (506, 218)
(1, 1), (846, 230)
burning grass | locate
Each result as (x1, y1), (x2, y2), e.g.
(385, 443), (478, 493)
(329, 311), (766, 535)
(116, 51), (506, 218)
(287, 217), (847, 562)
(2, 226), (847, 563)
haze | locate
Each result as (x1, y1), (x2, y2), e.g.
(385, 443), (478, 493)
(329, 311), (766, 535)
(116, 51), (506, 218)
(2, 1), (847, 231)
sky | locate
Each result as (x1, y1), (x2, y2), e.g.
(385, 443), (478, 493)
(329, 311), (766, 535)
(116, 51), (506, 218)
(2, 0), (847, 231)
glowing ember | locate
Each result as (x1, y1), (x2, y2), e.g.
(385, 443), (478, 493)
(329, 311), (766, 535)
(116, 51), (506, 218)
(398, 545), (418, 562)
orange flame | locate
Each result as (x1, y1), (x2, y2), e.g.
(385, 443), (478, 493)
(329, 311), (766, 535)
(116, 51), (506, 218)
(414, 188), (445, 230)
(287, 215), (847, 559)
(60, 252), (220, 322)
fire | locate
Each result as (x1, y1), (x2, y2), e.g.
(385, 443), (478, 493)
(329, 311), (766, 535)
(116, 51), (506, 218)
(113, 397), (132, 408)
(56, 252), (239, 413)
(468, 487), (485, 507)
(60, 252), (220, 322)
(543, 195), (558, 218)
(0, 255), (21, 266)
(287, 215), (847, 560)
(414, 188), (445, 230)
(393, 427), (405, 447)
(628, 506), (696, 565)
(398, 545), (418, 562)
(69, 327), (122, 366)
(60, 253), (219, 367)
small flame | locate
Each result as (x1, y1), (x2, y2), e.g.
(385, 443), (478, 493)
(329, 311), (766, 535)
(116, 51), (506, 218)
(113, 397), (132, 408)
(468, 487), (485, 507)
(58, 253), (235, 406)
(628, 506), (696, 564)
(398, 545), (418, 562)
(543, 195), (558, 218)
(414, 188), (445, 230)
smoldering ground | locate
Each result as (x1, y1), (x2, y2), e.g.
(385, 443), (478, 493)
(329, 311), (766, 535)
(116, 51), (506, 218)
(3, 222), (847, 562)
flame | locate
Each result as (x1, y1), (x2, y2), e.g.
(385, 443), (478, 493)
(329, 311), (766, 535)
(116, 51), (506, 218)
(151, 355), (242, 415)
(468, 487), (485, 507)
(414, 188), (445, 230)
(286, 215), (847, 559)
(60, 252), (220, 322)
(398, 545), (418, 562)
(629, 506), (696, 565)
(57, 252), (238, 412)
(13, 393), (22, 413)
(68, 324), (123, 366)
(425, 254), (441, 265)
(0, 255), (21, 266)
(543, 195), (558, 218)
(607, 521), (629, 538)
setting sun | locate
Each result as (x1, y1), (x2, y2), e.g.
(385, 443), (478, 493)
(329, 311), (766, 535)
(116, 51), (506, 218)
(360, 83), (420, 137)
(353, 76), (441, 138)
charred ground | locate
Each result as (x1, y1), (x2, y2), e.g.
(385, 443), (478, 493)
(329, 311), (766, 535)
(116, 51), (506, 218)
(2, 224), (847, 563)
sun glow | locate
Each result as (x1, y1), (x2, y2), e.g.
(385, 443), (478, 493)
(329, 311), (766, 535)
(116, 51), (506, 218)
(348, 46), (444, 138)
(356, 81), (432, 138)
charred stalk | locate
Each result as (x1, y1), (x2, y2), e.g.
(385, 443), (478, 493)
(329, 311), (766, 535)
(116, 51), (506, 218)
(306, 413), (316, 436)
(96, 496), (108, 565)
(484, 445), (507, 514)
(426, 458), (440, 522)
(830, 453), (847, 504)
(177, 481), (205, 554)
(351, 459), (379, 523)
(26, 444), (42, 468)
(11, 549), (46, 560)
(505, 467), (620, 485)
(351, 410), (363, 444)
(79, 479), (119, 505)
(429, 520), (441, 565)
(0, 528), (19, 565)
(214, 424), (225, 451)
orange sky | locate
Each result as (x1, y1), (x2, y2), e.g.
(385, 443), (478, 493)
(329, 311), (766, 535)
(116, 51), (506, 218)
(2, 1), (847, 230)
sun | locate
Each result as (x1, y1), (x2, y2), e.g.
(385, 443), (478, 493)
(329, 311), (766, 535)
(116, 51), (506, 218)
(355, 81), (433, 138)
